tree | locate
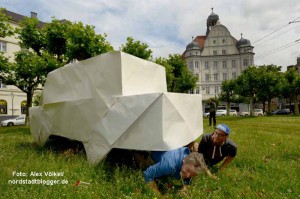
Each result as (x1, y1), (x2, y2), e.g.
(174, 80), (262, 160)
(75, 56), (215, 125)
(219, 79), (238, 116)
(255, 65), (282, 114)
(0, 13), (114, 125)
(161, 54), (197, 93)
(0, 8), (14, 38)
(0, 9), (13, 72)
(6, 51), (61, 119)
(65, 21), (113, 61)
(154, 57), (174, 91)
(120, 37), (152, 60)
(282, 69), (300, 115)
(235, 66), (261, 116)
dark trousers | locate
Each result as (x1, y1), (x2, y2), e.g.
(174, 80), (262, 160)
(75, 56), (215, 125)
(209, 111), (216, 126)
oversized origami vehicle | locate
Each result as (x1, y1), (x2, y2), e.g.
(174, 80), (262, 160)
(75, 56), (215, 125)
(30, 51), (203, 164)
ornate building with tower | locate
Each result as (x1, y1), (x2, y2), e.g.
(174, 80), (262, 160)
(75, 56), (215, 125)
(183, 9), (254, 105)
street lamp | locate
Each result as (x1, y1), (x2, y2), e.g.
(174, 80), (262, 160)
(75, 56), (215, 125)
(11, 92), (14, 117)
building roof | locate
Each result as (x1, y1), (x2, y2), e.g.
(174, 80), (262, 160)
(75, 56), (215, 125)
(194, 36), (206, 49)
(1, 9), (46, 28)
(207, 12), (219, 26)
(236, 35), (251, 48)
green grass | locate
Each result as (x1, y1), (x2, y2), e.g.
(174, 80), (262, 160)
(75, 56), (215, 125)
(0, 116), (299, 198)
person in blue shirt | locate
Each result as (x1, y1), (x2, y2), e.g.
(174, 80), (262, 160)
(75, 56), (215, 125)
(142, 147), (214, 194)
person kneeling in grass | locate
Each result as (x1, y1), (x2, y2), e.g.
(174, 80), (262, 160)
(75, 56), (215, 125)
(142, 147), (215, 195)
(189, 124), (237, 171)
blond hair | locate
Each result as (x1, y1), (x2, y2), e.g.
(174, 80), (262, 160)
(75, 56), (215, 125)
(185, 152), (208, 174)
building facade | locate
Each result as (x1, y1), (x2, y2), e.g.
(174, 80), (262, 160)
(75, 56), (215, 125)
(0, 10), (44, 116)
(183, 9), (254, 104)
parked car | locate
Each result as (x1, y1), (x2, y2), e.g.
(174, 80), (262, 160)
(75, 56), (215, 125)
(230, 109), (237, 116)
(216, 109), (226, 117)
(0, 115), (26, 127)
(271, 109), (290, 115)
(254, 109), (264, 116)
(239, 110), (249, 116)
(240, 109), (264, 116)
(203, 112), (210, 117)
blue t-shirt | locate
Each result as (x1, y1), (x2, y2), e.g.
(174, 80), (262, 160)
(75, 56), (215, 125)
(143, 147), (190, 184)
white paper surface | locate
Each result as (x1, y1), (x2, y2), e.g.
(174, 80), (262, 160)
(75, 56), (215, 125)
(30, 51), (203, 164)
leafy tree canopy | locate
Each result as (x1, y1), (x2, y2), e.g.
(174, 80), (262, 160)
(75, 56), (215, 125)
(0, 8), (14, 38)
(120, 37), (152, 60)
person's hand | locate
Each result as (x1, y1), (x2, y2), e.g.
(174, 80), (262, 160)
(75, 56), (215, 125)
(147, 181), (161, 195)
(206, 169), (219, 180)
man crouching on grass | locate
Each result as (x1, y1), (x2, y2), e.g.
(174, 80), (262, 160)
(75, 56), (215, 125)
(141, 147), (216, 195)
(189, 124), (237, 171)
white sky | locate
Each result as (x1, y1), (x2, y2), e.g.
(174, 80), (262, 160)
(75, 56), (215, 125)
(1, 0), (300, 71)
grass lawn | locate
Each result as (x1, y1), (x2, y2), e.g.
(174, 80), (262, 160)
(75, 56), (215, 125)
(0, 116), (299, 198)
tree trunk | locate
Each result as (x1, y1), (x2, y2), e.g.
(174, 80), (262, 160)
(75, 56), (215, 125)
(294, 99), (299, 115)
(267, 98), (272, 115)
(226, 101), (230, 116)
(262, 100), (266, 113)
(250, 95), (254, 116)
(26, 88), (34, 126)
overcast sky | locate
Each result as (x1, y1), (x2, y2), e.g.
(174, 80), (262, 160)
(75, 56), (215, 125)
(1, 0), (300, 71)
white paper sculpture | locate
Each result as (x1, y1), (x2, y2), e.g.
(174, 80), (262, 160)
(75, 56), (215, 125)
(30, 51), (203, 164)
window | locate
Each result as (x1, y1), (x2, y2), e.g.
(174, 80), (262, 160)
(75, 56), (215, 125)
(222, 61), (227, 69)
(213, 73), (218, 81)
(189, 89), (194, 94)
(205, 74), (210, 82)
(223, 73), (227, 80)
(0, 41), (7, 52)
(0, 99), (7, 114)
(232, 72), (236, 79)
(213, 40), (216, 44)
(196, 87), (200, 94)
(206, 86), (210, 94)
(215, 86), (219, 94)
(195, 61), (199, 69)
(189, 61), (193, 69)
(243, 59), (248, 66)
(21, 101), (27, 114)
(222, 50), (226, 55)
(213, 50), (217, 55)
(214, 61), (218, 69)
(0, 79), (5, 88)
(222, 39), (225, 43)
(232, 60), (236, 68)
(205, 61), (209, 69)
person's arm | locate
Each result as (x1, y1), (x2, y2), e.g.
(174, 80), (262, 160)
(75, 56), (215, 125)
(198, 134), (208, 153)
(219, 156), (234, 171)
(143, 160), (172, 182)
(143, 159), (173, 193)
(188, 141), (199, 152)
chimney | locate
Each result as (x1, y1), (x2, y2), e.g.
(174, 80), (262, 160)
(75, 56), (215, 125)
(31, 12), (37, 18)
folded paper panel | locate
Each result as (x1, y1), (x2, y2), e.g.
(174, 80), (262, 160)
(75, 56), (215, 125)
(121, 53), (167, 96)
(93, 93), (161, 146)
(113, 93), (164, 150)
